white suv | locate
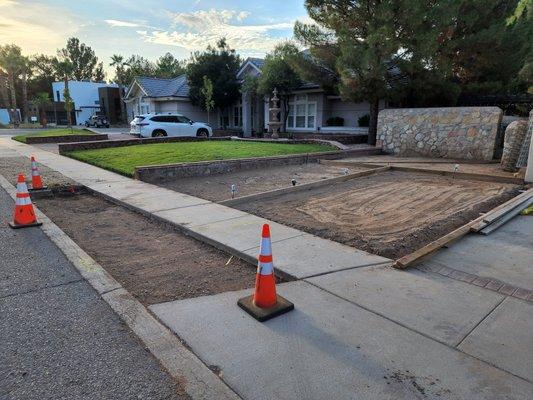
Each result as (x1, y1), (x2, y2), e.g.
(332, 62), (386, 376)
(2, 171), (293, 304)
(130, 113), (213, 138)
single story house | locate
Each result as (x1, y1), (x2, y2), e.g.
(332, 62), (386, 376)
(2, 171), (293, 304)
(124, 76), (210, 124)
(124, 57), (383, 137)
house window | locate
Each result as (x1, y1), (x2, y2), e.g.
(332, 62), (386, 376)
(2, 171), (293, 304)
(287, 94), (316, 130)
(140, 102), (150, 114)
(233, 102), (242, 127)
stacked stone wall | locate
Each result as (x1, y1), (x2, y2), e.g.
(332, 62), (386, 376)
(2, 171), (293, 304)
(377, 107), (502, 161)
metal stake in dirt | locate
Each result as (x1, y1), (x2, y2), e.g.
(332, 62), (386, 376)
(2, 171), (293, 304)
(231, 184), (237, 199)
(453, 164), (460, 179)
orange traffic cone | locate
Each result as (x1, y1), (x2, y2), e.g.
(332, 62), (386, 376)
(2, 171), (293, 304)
(238, 224), (294, 322)
(8, 174), (42, 229)
(30, 156), (45, 190)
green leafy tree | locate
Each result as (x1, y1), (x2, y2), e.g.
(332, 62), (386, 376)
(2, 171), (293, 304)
(256, 42), (302, 131)
(93, 62), (105, 82)
(0, 44), (25, 125)
(200, 75), (215, 124)
(121, 55), (156, 85)
(155, 53), (185, 78)
(294, 0), (453, 144)
(58, 37), (102, 81)
(187, 38), (241, 113)
(33, 92), (51, 127)
(507, 0), (532, 93)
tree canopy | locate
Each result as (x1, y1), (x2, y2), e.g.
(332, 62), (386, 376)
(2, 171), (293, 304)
(186, 38), (241, 111)
(58, 37), (104, 81)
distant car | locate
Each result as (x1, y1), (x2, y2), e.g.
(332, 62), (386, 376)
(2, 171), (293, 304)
(130, 113), (213, 138)
(85, 115), (109, 128)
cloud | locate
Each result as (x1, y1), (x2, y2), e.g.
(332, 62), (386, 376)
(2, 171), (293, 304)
(0, 0), (81, 55)
(105, 19), (141, 28)
(139, 9), (294, 56)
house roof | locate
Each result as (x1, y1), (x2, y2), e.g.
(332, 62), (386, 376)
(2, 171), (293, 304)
(130, 75), (190, 98)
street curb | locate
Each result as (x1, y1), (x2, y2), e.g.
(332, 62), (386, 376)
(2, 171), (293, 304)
(0, 174), (242, 400)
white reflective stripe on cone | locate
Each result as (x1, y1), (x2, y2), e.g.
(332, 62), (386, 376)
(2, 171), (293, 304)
(258, 261), (273, 275)
(32, 170), (38, 176)
(259, 237), (272, 255)
(16, 196), (32, 206)
(16, 182), (28, 193)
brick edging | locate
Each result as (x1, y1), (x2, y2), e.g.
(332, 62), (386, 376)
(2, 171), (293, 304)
(26, 134), (108, 144)
(418, 263), (533, 302)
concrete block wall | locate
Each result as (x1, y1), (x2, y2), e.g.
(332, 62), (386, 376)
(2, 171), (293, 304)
(377, 107), (502, 161)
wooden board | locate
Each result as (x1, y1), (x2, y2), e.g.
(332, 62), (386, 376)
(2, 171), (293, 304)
(394, 188), (533, 269)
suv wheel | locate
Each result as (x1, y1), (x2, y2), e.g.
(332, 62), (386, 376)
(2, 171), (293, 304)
(152, 130), (167, 137)
(196, 129), (208, 138)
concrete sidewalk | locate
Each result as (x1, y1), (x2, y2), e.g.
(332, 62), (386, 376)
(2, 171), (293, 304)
(0, 137), (390, 279)
(0, 187), (186, 399)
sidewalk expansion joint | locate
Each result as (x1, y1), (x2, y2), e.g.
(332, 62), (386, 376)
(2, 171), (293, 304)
(241, 233), (305, 253)
(302, 260), (393, 279)
(454, 296), (507, 349)
(304, 279), (532, 384)
(0, 278), (84, 301)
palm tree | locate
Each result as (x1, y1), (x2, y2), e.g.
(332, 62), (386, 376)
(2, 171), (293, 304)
(0, 44), (25, 126)
(110, 54), (128, 125)
(33, 92), (51, 127)
(53, 58), (74, 127)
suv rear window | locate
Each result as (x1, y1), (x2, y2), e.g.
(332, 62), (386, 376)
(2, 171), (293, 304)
(132, 116), (145, 123)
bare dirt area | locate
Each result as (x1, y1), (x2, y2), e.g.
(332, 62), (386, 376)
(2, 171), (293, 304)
(236, 170), (520, 259)
(0, 156), (74, 186)
(327, 156), (523, 179)
(35, 193), (255, 305)
(158, 162), (369, 202)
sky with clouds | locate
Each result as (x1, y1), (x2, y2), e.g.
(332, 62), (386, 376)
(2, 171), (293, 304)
(0, 0), (310, 78)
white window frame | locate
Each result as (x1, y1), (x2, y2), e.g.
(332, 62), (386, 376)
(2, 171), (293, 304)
(233, 101), (242, 127)
(286, 94), (317, 131)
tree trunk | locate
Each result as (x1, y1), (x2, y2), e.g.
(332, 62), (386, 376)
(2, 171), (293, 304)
(8, 71), (19, 126)
(0, 74), (10, 113)
(64, 76), (72, 127)
(282, 96), (289, 133)
(22, 72), (28, 124)
(368, 98), (380, 145)
(40, 108), (47, 128)
(118, 84), (127, 124)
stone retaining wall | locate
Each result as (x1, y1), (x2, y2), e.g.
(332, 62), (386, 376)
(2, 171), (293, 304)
(134, 147), (382, 183)
(377, 107), (502, 161)
(500, 120), (528, 172)
(58, 136), (231, 154)
(27, 134), (108, 144)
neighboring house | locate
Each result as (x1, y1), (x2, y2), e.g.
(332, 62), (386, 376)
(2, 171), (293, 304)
(124, 57), (382, 137)
(124, 76), (210, 124)
(235, 57), (384, 137)
(52, 81), (118, 125)
(0, 108), (21, 125)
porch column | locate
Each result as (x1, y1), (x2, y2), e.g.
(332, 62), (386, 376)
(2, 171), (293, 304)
(242, 92), (252, 137)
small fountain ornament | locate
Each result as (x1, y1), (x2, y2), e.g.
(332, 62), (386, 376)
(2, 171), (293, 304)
(268, 88), (282, 139)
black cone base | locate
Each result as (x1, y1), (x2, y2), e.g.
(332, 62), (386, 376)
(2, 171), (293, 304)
(8, 221), (43, 229)
(237, 294), (294, 322)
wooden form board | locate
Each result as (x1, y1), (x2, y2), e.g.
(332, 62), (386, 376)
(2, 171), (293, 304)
(394, 188), (533, 269)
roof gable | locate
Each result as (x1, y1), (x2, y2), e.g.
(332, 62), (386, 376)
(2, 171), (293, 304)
(126, 75), (190, 99)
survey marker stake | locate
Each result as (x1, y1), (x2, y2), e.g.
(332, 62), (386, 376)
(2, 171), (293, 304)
(237, 223), (294, 322)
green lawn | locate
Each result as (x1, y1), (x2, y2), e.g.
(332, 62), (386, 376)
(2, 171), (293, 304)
(12, 128), (93, 143)
(65, 141), (333, 176)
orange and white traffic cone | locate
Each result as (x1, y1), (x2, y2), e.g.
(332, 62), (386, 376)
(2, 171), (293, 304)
(30, 156), (45, 190)
(238, 223), (294, 322)
(8, 174), (42, 229)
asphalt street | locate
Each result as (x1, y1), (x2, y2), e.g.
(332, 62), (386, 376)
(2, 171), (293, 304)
(0, 186), (187, 400)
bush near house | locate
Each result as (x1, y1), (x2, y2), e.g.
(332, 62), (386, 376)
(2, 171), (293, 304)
(65, 141), (333, 177)
(358, 114), (370, 127)
(326, 117), (344, 127)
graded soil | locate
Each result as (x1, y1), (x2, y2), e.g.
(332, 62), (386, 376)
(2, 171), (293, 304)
(35, 193), (256, 305)
(235, 170), (520, 259)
